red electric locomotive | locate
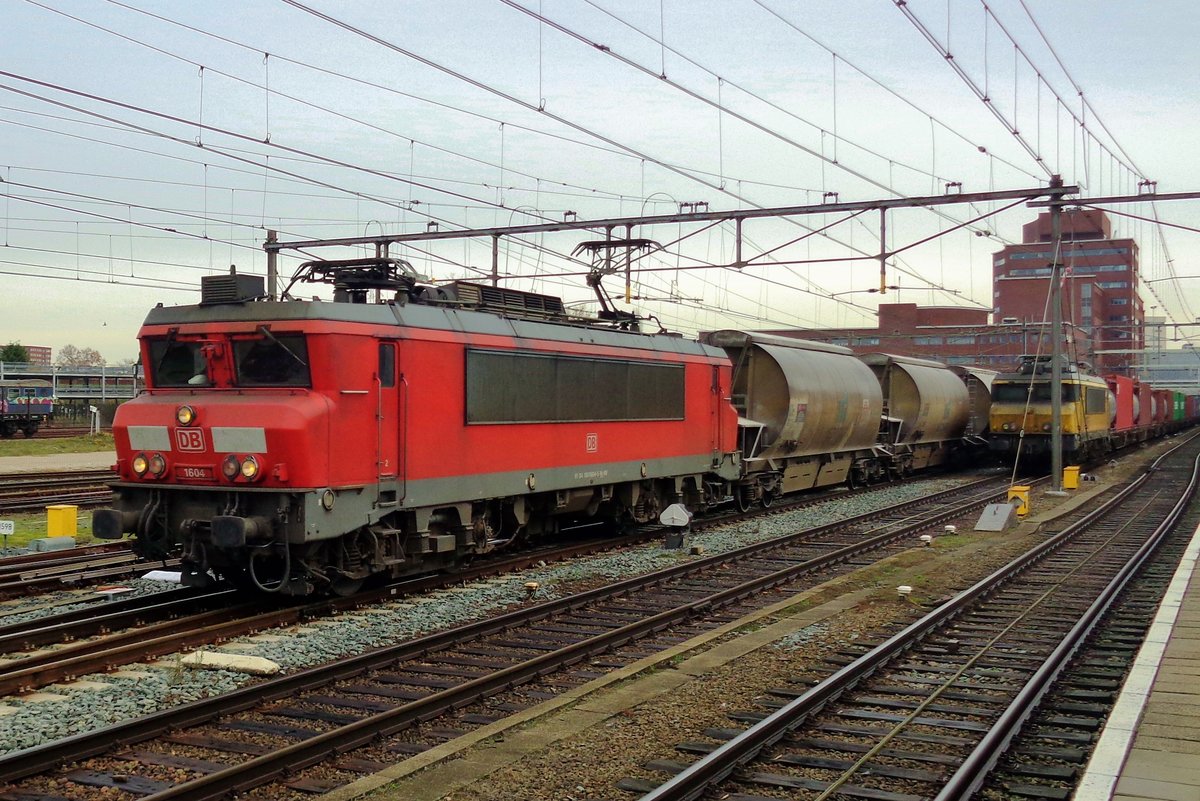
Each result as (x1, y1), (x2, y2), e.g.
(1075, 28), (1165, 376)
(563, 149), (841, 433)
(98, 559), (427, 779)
(94, 260), (742, 595)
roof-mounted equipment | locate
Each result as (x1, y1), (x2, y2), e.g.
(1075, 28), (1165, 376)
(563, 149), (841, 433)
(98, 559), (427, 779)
(1018, 354), (1078, 376)
(438, 281), (566, 318)
(285, 257), (422, 303)
(573, 238), (661, 331)
(200, 273), (266, 305)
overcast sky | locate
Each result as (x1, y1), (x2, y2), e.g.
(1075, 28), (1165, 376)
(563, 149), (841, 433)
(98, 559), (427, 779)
(2, 0), (1198, 362)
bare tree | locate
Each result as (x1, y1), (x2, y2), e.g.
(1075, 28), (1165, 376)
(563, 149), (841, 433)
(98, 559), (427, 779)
(56, 344), (105, 367)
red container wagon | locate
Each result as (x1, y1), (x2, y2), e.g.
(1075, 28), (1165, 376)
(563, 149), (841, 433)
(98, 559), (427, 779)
(1153, 389), (1172, 425)
(1105, 375), (1135, 433)
(1136, 381), (1154, 428)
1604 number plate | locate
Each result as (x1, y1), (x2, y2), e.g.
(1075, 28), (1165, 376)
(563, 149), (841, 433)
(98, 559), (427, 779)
(177, 465), (215, 481)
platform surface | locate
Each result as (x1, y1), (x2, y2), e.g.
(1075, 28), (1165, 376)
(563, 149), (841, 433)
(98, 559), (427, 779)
(1076, 516), (1200, 801)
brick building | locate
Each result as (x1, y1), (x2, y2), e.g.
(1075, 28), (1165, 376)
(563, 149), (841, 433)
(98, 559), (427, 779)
(20, 346), (52, 366)
(763, 303), (1089, 371)
(765, 210), (1140, 375)
(992, 209), (1141, 373)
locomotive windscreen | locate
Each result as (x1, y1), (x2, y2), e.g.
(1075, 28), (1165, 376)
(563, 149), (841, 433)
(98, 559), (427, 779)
(149, 340), (209, 387)
(148, 334), (311, 388)
(465, 349), (685, 423)
(234, 335), (310, 387)
(992, 382), (1080, 403)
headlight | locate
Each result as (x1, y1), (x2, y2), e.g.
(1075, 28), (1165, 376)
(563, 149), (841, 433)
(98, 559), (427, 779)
(1043, 422), (1053, 432)
(175, 405), (196, 426)
(222, 455), (240, 480)
(132, 453), (149, 476)
(1002, 422), (1012, 432)
(240, 455), (261, 480)
(148, 453), (167, 476)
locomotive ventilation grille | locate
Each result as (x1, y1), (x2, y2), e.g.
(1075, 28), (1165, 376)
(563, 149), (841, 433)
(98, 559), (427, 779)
(200, 272), (266, 303)
(448, 281), (566, 317)
(200, 274), (266, 305)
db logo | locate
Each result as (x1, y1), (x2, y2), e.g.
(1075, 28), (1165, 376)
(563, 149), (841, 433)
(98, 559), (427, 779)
(175, 429), (205, 452)
(585, 433), (598, 453)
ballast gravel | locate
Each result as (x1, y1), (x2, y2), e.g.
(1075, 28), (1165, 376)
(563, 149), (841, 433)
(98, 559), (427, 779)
(0, 578), (184, 629)
(0, 473), (996, 756)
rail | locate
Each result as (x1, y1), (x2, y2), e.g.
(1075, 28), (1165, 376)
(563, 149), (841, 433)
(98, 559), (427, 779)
(638, 434), (1199, 801)
(0, 474), (1017, 789)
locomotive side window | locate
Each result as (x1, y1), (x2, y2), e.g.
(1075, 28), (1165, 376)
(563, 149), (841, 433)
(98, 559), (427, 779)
(149, 340), (208, 387)
(234, 335), (311, 387)
(627, 361), (685, 417)
(466, 349), (684, 423)
(378, 343), (396, 388)
(1086, 386), (1108, 413)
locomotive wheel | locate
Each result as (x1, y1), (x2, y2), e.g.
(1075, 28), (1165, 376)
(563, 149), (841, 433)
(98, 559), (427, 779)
(761, 492), (774, 508)
(216, 566), (259, 593)
(735, 487), (753, 513)
(331, 575), (365, 596)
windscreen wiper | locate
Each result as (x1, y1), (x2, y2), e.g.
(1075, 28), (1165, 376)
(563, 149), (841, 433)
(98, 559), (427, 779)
(258, 326), (308, 368)
(152, 328), (179, 379)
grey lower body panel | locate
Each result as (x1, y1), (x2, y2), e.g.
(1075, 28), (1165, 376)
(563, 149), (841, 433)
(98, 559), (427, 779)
(397, 452), (723, 509)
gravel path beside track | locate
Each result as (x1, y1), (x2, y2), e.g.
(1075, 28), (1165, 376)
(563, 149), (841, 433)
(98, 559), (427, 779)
(0, 451), (115, 475)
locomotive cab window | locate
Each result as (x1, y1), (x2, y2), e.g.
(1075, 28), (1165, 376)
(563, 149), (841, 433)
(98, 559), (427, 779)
(149, 340), (209, 387)
(234, 334), (311, 387)
(992, 382), (1078, 403)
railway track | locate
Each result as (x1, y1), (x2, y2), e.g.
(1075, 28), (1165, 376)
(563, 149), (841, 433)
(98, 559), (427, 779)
(630, 433), (1200, 801)
(0, 542), (128, 576)
(0, 469), (114, 514)
(0, 473), (1022, 798)
(976, 518), (1194, 798)
(0, 472), (996, 696)
(0, 540), (177, 600)
(25, 428), (107, 440)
